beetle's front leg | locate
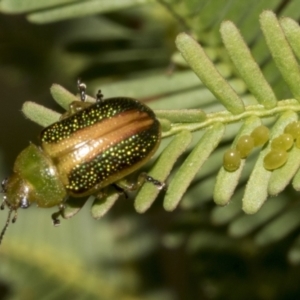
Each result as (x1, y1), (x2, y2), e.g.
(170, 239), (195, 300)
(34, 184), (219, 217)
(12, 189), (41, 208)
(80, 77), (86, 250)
(51, 203), (65, 226)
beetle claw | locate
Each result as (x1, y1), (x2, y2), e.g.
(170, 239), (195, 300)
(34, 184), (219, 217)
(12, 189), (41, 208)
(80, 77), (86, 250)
(51, 203), (65, 226)
(51, 211), (61, 226)
(12, 211), (17, 223)
(140, 173), (166, 191)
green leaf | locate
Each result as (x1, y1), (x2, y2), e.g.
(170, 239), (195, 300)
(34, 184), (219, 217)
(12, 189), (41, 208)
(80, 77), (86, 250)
(254, 204), (300, 246)
(91, 192), (120, 219)
(220, 20), (277, 109)
(280, 17), (300, 62)
(22, 101), (60, 127)
(211, 188), (243, 226)
(175, 32), (245, 115)
(214, 116), (262, 206)
(268, 146), (300, 195)
(242, 110), (298, 214)
(135, 130), (192, 213)
(27, 0), (152, 23)
(229, 196), (288, 238)
(50, 84), (79, 110)
(260, 10), (300, 102)
(164, 122), (225, 211)
(0, 0), (76, 13)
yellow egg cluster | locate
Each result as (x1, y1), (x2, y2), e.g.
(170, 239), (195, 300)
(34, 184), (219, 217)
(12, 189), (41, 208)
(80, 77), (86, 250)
(223, 125), (269, 172)
(223, 121), (300, 172)
(264, 121), (300, 170)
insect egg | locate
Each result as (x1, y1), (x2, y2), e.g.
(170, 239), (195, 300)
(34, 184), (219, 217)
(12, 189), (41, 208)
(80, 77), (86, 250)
(271, 134), (294, 151)
(236, 135), (254, 158)
(223, 149), (241, 172)
(263, 149), (288, 170)
(284, 121), (300, 139)
(250, 125), (270, 147)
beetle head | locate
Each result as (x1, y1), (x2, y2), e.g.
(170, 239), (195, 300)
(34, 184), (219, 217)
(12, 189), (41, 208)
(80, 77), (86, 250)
(0, 173), (31, 245)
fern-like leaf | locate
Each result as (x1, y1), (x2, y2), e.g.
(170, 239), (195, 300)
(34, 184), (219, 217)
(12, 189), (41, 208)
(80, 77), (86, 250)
(21, 11), (300, 220)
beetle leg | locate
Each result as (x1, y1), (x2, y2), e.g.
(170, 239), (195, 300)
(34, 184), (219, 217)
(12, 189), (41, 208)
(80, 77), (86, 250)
(116, 172), (165, 192)
(77, 78), (87, 102)
(11, 210), (17, 223)
(0, 201), (5, 210)
(0, 208), (17, 245)
(112, 184), (128, 199)
(51, 204), (65, 226)
(138, 172), (166, 190)
(59, 100), (93, 120)
(96, 90), (104, 102)
(60, 79), (94, 118)
(51, 211), (61, 226)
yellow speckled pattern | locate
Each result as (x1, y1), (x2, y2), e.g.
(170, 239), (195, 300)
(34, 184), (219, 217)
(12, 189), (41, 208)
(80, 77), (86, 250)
(41, 98), (160, 196)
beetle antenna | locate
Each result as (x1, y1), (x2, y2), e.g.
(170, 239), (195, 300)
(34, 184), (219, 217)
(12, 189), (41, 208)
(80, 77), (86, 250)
(0, 208), (13, 245)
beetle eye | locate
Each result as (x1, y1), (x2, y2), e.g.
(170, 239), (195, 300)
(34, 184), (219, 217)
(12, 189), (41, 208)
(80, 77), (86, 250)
(1, 178), (8, 193)
(20, 197), (30, 209)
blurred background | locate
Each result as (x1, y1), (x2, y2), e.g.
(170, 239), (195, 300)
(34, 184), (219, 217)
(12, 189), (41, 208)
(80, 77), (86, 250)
(1, 1), (300, 299)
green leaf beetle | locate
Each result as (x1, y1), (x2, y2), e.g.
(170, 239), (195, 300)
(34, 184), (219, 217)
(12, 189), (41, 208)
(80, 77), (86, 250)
(0, 81), (164, 244)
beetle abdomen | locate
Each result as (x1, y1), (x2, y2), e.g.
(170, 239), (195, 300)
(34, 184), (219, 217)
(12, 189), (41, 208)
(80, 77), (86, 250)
(41, 98), (161, 196)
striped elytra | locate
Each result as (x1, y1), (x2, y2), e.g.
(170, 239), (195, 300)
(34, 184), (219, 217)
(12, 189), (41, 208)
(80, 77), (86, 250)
(41, 98), (161, 196)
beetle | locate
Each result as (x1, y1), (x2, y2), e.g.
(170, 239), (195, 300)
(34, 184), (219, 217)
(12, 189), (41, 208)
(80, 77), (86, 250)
(0, 81), (164, 244)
